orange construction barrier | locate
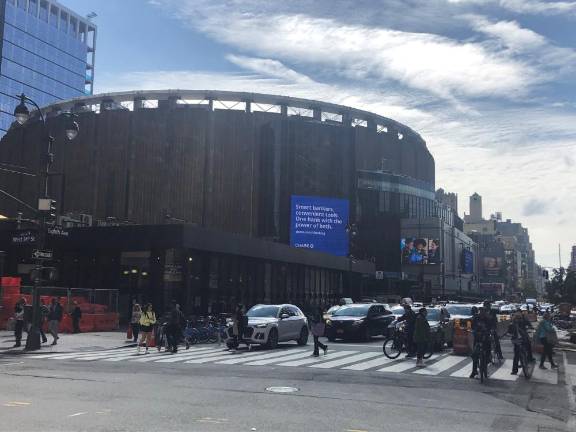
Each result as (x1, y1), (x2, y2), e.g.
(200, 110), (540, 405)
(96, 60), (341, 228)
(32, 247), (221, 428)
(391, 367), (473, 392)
(452, 325), (473, 355)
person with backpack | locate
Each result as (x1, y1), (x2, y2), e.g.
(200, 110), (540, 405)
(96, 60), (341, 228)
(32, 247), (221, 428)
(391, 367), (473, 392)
(39, 299), (49, 343)
(536, 312), (558, 370)
(310, 307), (328, 357)
(138, 303), (156, 354)
(13, 298), (25, 348)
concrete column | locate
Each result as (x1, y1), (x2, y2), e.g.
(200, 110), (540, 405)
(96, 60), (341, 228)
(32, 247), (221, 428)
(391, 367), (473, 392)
(133, 97), (146, 110)
(312, 107), (321, 121)
(245, 100), (252, 113)
(366, 117), (377, 130)
(280, 104), (288, 116)
(100, 98), (113, 111)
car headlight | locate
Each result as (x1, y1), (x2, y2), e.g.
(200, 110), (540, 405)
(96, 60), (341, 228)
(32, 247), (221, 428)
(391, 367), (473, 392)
(352, 319), (364, 326)
(255, 324), (268, 328)
(326, 319), (332, 326)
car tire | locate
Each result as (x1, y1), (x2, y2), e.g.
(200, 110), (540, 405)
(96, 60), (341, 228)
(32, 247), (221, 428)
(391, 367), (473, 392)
(297, 327), (309, 345)
(266, 328), (278, 349)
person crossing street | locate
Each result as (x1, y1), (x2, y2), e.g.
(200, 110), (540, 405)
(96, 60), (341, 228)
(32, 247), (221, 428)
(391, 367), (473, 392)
(413, 308), (430, 367)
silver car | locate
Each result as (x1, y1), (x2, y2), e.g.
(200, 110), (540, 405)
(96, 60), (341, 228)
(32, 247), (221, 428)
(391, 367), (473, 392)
(241, 304), (309, 349)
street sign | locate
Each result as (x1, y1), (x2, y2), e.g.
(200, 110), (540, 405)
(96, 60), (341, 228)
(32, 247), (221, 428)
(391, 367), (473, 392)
(32, 250), (53, 260)
(11, 230), (37, 245)
(47, 225), (69, 237)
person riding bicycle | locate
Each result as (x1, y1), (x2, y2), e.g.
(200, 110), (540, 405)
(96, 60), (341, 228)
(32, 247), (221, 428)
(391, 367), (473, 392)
(508, 311), (532, 375)
(470, 306), (492, 379)
(483, 301), (503, 360)
(166, 302), (184, 353)
(396, 303), (416, 358)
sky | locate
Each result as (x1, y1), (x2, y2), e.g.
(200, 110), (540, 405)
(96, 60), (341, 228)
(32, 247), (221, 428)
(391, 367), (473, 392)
(59, 0), (575, 268)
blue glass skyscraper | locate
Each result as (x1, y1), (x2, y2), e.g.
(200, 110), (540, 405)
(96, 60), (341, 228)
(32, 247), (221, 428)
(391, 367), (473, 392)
(0, 0), (96, 135)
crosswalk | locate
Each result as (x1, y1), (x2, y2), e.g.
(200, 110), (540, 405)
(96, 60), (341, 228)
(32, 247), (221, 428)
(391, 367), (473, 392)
(23, 345), (559, 384)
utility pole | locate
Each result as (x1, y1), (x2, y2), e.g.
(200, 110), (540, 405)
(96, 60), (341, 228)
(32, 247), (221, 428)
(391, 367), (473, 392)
(558, 243), (562, 269)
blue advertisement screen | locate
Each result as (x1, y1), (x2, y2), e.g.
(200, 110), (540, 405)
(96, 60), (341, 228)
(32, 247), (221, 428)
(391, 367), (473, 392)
(462, 249), (474, 274)
(290, 195), (349, 257)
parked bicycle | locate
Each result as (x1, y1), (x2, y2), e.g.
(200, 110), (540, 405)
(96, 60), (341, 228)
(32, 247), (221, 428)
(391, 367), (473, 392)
(383, 322), (432, 360)
(513, 338), (532, 379)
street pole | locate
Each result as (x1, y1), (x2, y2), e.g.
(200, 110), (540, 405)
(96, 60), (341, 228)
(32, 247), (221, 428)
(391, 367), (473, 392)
(13, 94), (78, 351)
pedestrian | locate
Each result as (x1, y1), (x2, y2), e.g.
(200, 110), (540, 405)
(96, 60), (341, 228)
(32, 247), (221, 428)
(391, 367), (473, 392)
(39, 299), (48, 343)
(138, 303), (156, 354)
(397, 303), (416, 357)
(71, 301), (82, 333)
(13, 298), (25, 348)
(470, 306), (491, 378)
(130, 303), (142, 343)
(47, 297), (63, 345)
(413, 307), (430, 367)
(536, 312), (558, 370)
(310, 307), (328, 357)
(232, 304), (248, 350)
(166, 301), (184, 353)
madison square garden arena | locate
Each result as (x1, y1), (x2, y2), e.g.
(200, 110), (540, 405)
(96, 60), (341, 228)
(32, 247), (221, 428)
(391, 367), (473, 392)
(0, 90), (478, 322)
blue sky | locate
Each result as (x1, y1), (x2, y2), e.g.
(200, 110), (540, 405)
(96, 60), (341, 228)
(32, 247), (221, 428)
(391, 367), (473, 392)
(59, 0), (576, 267)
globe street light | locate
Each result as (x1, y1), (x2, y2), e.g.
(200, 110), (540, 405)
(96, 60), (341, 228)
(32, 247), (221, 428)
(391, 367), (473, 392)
(13, 93), (79, 351)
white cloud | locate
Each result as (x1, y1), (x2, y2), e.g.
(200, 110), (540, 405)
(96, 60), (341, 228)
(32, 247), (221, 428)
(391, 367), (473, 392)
(225, 55), (314, 84)
(448, 0), (576, 15)
(157, 1), (540, 100)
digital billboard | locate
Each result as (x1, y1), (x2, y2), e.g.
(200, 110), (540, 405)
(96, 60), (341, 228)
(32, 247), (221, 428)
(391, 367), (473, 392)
(401, 238), (440, 265)
(483, 256), (502, 277)
(290, 195), (349, 257)
(462, 249), (474, 274)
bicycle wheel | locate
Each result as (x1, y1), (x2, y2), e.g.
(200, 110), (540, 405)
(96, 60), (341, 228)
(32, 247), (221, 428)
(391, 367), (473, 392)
(157, 332), (164, 352)
(383, 337), (402, 359)
(423, 343), (433, 360)
(479, 352), (488, 384)
(519, 349), (530, 379)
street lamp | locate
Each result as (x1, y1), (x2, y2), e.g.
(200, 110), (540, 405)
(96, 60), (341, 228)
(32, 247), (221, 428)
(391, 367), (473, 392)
(13, 93), (79, 351)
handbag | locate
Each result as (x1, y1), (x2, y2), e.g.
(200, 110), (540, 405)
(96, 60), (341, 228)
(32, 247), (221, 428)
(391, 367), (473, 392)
(311, 322), (325, 337)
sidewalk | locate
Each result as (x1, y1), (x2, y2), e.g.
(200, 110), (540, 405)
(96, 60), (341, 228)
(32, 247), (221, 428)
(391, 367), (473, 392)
(0, 330), (135, 356)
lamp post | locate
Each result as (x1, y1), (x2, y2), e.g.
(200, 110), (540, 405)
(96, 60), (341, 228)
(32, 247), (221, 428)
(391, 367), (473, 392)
(13, 93), (79, 351)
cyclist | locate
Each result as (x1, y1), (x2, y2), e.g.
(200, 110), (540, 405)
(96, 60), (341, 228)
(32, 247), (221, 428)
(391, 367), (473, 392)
(396, 303), (416, 357)
(470, 306), (491, 379)
(508, 311), (531, 375)
(483, 301), (503, 360)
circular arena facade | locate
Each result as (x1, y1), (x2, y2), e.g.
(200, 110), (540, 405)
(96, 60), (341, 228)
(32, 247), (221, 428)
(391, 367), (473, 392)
(0, 90), (437, 314)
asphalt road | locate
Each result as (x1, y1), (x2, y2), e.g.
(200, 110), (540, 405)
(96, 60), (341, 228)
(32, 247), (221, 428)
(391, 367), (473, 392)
(1, 336), (574, 432)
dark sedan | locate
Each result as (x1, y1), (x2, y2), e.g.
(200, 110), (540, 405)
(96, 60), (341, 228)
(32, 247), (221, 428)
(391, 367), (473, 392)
(325, 303), (394, 342)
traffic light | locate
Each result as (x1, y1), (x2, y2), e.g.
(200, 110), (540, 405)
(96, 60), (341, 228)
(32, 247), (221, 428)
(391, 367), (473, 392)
(38, 198), (57, 221)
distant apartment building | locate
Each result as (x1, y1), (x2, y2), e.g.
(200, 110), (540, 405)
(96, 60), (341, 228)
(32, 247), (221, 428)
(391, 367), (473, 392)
(0, 0), (96, 135)
(569, 245), (576, 271)
(464, 193), (538, 298)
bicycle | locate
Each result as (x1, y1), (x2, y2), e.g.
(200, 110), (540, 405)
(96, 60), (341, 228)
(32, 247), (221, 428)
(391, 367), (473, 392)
(490, 330), (503, 366)
(383, 322), (432, 360)
(475, 341), (489, 384)
(513, 338), (532, 379)
(155, 322), (170, 352)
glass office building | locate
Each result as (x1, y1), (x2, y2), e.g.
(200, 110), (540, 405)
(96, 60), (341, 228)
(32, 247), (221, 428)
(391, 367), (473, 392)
(0, 0), (96, 135)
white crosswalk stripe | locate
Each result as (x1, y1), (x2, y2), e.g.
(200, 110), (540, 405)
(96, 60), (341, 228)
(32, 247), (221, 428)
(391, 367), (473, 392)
(276, 350), (355, 367)
(21, 345), (559, 384)
(413, 355), (468, 376)
(215, 349), (307, 365)
(308, 352), (382, 369)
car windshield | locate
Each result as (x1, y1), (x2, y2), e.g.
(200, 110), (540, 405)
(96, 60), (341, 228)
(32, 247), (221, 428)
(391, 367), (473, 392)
(327, 306), (340, 313)
(391, 306), (405, 315)
(426, 309), (441, 321)
(247, 305), (280, 318)
(445, 305), (472, 316)
(332, 305), (371, 317)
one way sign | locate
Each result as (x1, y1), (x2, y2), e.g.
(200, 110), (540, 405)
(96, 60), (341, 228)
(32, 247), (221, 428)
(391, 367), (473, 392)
(32, 250), (53, 260)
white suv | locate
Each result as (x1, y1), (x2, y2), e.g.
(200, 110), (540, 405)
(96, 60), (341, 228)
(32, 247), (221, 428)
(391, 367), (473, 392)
(238, 304), (309, 349)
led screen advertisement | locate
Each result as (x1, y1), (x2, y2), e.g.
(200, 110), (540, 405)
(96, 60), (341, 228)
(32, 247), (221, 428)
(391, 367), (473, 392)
(400, 238), (441, 265)
(290, 195), (349, 257)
